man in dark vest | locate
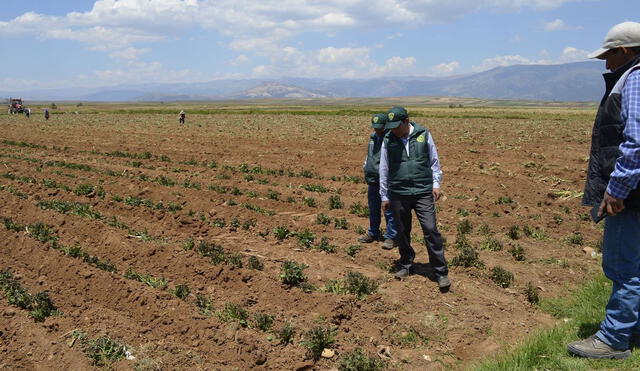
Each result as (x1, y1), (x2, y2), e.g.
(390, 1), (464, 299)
(568, 21), (640, 360)
(358, 113), (397, 249)
(380, 106), (449, 289)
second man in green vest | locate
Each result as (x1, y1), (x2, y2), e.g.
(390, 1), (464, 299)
(358, 113), (397, 249)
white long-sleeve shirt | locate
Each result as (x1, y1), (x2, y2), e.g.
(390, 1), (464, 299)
(379, 123), (442, 202)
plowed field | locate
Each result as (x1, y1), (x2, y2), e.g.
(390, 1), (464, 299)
(0, 106), (602, 370)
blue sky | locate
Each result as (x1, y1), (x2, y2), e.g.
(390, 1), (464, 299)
(0, 0), (636, 90)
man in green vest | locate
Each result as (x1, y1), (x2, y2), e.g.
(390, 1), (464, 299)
(358, 113), (397, 249)
(380, 106), (450, 289)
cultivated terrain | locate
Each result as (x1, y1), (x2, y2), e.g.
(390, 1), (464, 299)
(0, 102), (603, 370)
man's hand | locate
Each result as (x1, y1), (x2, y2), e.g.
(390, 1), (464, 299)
(598, 192), (625, 216)
(382, 200), (390, 212)
(433, 187), (441, 202)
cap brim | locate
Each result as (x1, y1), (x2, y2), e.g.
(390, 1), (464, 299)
(588, 47), (609, 59)
(371, 123), (385, 129)
(385, 121), (402, 129)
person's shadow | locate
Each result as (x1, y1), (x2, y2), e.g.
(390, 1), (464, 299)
(411, 262), (450, 293)
(577, 322), (601, 339)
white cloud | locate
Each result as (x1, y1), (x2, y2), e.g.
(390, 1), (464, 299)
(109, 47), (150, 61)
(472, 46), (590, 71)
(433, 61), (460, 75)
(229, 54), (249, 65)
(544, 19), (567, 31)
(558, 46), (589, 62)
(0, 0), (594, 85)
(473, 55), (533, 71)
(543, 18), (582, 32)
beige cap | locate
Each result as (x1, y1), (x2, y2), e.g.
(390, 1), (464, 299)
(589, 21), (640, 59)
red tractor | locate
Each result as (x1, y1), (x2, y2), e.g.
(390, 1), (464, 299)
(7, 98), (25, 114)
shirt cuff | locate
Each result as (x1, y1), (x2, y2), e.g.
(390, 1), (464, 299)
(433, 181), (440, 189)
(607, 180), (632, 199)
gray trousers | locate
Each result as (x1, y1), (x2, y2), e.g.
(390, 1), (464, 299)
(390, 192), (448, 276)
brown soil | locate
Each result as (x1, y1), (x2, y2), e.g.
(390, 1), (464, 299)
(0, 109), (601, 370)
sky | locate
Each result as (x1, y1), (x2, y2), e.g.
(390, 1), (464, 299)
(0, 0), (636, 90)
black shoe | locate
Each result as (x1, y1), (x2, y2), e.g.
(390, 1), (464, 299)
(357, 234), (377, 243)
(394, 267), (412, 279)
(437, 275), (451, 289)
(382, 239), (395, 250)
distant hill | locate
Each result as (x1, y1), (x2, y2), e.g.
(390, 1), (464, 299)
(1, 61), (608, 102)
(233, 82), (329, 99)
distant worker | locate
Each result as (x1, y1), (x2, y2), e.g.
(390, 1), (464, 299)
(567, 22), (640, 360)
(358, 113), (397, 249)
(25, 108), (30, 118)
(379, 106), (450, 290)
(179, 110), (186, 124)
(44, 109), (50, 121)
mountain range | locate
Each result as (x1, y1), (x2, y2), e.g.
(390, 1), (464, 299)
(1, 61), (608, 102)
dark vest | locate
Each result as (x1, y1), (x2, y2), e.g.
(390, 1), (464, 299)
(364, 133), (384, 184)
(385, 123), (433, 197)
(583, 56), (640, 209)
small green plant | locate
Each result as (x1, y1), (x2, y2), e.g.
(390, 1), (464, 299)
(566, 231), (584, 246)
(345, 271), (378, 298)
(480, 235), (503, 251)
(324, 279), (347, 295)
(506, 225), (520, 240)
(253, 313), (274, 332)
(303, 196), (317, 207)
(247, 256), (264, 270)
(509, 243), (526, 262)
(76, 334), (127, 367)
(456, 208), (470, 217)
(242, 218), (257, 230)
(496, 196), (514, 205)
(217, 302), (249, 327)
(328, 195), (344, 210)
(124, 268), (168, 289)
(525, 282), (540, 304)
(346, 244), (362, 258)
(478, 223), (492, 236)
(314, 236), (337, 253)
(450, 245), (485, 268)
(197, 241), (227, 264)
(523, 225), (548, 240)
(316, 213), (331, 225)
(277, 322), (295, 345)
(338, 348), (385, 371)
(171, 284), (190, 299)
(182, 237), (195, 251)
(354, 225), (366, 235)
(279, 261), (308, 287)
(195, 294), (214, 316)
(28, 222), (58, 243)
(301, 326), (336, 360)
(334, 217), (349, 230)
(266, 189), (280, 201)
(456, 219), (473, 235)
(273, 225), (292, 241)
(491, 266), (514, 288)
(74, 183), (95, 196)
(349, 202), (369, 217)
(296, 229), (315, 248)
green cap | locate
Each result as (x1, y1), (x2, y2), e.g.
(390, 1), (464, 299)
(385, 106), (408, 129)
(371, 113), (387, 129)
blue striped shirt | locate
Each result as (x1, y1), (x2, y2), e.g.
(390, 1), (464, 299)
(608, 69), (640, 199)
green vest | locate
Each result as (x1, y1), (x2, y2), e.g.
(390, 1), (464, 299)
(364, 133), (384, 184)
(385, 123), (433, 196)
